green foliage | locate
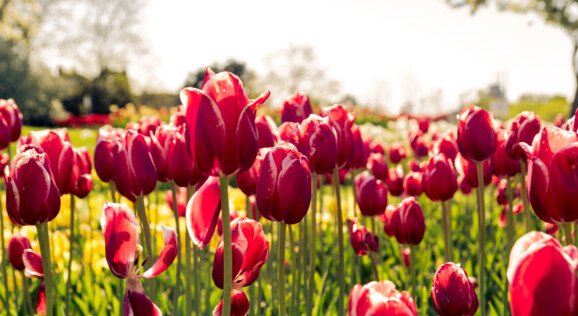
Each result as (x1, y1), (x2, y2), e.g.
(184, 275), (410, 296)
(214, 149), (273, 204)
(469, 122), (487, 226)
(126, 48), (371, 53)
(509, 94), (569, 121)
(91, 68), (133, 114)
(183, 59), (254, 91)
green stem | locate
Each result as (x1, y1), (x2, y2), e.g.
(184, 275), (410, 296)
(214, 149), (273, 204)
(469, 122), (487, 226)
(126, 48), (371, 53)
(504, 178), (515, 316)
(185, 186), (194, 316)
(136, 195), (154, 296)
(278, 222), (287, 316)
(476, 161), (487, 316)
(288, 225), (297, 316)
(307, 172), (317, 316)
(109, 182), (117, 203)
(370, 252), (379, 281)
(410, 244), (417, 299)
(246, 195), (257, 316)
(0, 193), (9, 310)
(21, 271), (33, 315)
(332, 167), (345, 316)
(520, 160), (532, 232)
(562, 223), (574, 246)
(118, 278), (124, 315)
(193, 241), (200, 316)
(37, 223), (53, 316)
(170, 183), (182, 316)
(441, 201), (451, 262)
(65, 195), (75, 315)
(219, 176), (233, 316)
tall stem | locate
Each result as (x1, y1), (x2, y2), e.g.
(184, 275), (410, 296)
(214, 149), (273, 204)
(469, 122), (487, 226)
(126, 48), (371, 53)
(21, 271), (33, 314)
(0, 192), (9, 310)
(109, 182), (117, 203)
(504, 177), (515, 316)
(562, 223), (574, 246)
(441, 201), (451, 262)
(370, 252), (379, 281)
(332, 167), (345, 316)
(476, 161), (487, 316)
(219, 176), (233, 316)
(170, 183), (182, 316)
(37, 223), (53, 316)
(65, 195), (75, 315)
(185, 186), (194, 316)
(135, 196), (153, 260)
(410, 244), (417, 299)
(307, 173), (317, 316)
(288, 225), (297, 316)
(246, 195), (256, 316)
(520, 160), (532, 232)
(278, 222), (287, 316)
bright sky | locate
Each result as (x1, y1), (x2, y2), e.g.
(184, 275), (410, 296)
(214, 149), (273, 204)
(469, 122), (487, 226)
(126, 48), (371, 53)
(136, 0), (573, 115)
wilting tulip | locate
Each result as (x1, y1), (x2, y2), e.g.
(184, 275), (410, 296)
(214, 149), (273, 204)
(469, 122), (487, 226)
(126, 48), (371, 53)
(112, 129), (157, 201)
(455, 154), (491, 189)
(505, 111), (541, 160)
(101, 203), (178, 315)
(5, 146), (61, 225)
(214, 289), (250, 316)
(457, 105), (497, 162)
(432, 133), (458, 161)
(348, 125), (368, 170)
(422, 154), (458, 202)
(236, 148), (267, 197)
(507, 231), (578, 316)
(348, 218), (379, 256)
(7, 233), (31, 270)
(165, 187), (187, 217)
(403, 172), (423, 197)
(299, 115), (337, 174)
(348, 281), (417, 316)
(320, 105), (356, 168)
(150, 124), (176, 183)
(524, 126), (578, 223)
(256, 142), (311, 224)
(167, 126), (205, 188)
(380, 204), (399, 238)
(281, 92), (313, 124)
(72, 147), (93, 198)
(0, 98), (23, 142)
(389, 143), (407, 164)
(431, 263), (478, 316)
(186, 177), (222, 249)
(354, 171), (388, 217)
(394, 197), (425, 245)
(256, 114), (278, 148)
(367, 153), (388, 181)
(94, 126), (122, 182)
(138, 116), (162, 136)
(385, 165), (404, 197)
(180, 69), (270, 177)
(491, 129), (521, 177)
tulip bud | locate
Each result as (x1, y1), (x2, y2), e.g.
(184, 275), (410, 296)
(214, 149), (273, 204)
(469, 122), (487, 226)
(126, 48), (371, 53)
(213, 289), (250, 316)
(281, 92), (313, 124)
(407, 159), (421, 172)
(409, 132), (429, 158)
(170, 105), (186, 128)
(457, 105), (497, 162)
(545, 223), (558, 236)
(138, 116), (162, 136)
(7, 233), (31, 270)
(402, 248), (411, 267)
(256, 114), (278, 148)
(496, 179), (508, 205)
(167, 126), (206, 188)
(455, 154), (491, 189)
(388, 143), (407, 164)
(150, 124), (176, 183)
(491, 129), (521, 178)
(505, 111), (541, 160)
(403, 172), (423, 197)
(459, 176), (472, 195)
(432, 133), (458, 161)
(431, 263), (478, 316)
(422, 154), (458, 202)
(347, 125), (368, 170)
(380, 204), (399, 238)
(94, 125), (121, 183)
(0, 98), (23, 142)
(5, 146), (61, 225)
(165, 187), (187, 217)
(348, 218), (379, 256)
(394, 197), (425, 245)
(278, 122), (301, 150)
(385, 165), (404, 197)
(0, 116), (10, 151)
(348, 281), (417, 316)
(354, 171), (388, 217)
(321, 105), (356, 168)
(371, 142), (385, 155)
(72, 147), (93, 198)
(417, 117), (429, 134)
(299, 115), (337, 174)
(256, 142), (311, 224)
(235, 148), (267, 197)
(367, 153), (388, 181)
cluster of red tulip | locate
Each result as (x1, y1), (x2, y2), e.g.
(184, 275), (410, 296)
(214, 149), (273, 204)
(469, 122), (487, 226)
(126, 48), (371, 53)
(2, 68), (578, 316)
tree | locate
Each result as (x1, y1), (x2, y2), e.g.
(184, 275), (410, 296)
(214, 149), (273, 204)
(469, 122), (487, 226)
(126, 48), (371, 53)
(183, 59), (255, 93)
(446, 0), (578, 116)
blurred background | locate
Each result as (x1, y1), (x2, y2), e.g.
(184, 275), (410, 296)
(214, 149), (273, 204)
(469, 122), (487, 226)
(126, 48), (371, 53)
(0, 0), (576, 126)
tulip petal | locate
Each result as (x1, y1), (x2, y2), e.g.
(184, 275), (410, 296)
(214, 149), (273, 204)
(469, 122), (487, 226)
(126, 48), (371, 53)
(128, 133), (157, 196)
(124, 278), (162, 316)
(36, 281), (46, 315)
(213, 289), (250, 316)
(23, 249), (44, 278)
(140, 225), (178, 278)
(277, 156), (311, 224)
(235, 106), (259, 173)
(101, 203), (138, 279)
(548, 143), (578, 222)
(186, 177), (221, 249)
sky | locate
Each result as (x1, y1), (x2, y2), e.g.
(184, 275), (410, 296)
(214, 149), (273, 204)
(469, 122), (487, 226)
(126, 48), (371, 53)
(134, 0), (573, 115)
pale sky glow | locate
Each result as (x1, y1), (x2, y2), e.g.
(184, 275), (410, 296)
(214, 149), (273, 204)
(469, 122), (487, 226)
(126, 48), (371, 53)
(135, 0), (573, 115)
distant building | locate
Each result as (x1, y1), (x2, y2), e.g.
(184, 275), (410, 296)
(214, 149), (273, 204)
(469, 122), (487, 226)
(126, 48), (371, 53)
(488, 74), (509, 119)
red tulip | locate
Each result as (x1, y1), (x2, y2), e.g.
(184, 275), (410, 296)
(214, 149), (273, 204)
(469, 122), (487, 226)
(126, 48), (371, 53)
(256, 114), (278, 148)
(214, 289), (250, 316)
(348, 125), (368, 170)
(496, 179), (509, 205)
(505, 111), (541, 160)
(432, 133), (458, 161)
(407, 159), (421, 173)
(348, 281), (417, 316)
(507, 231), (578, 316)
(165, 187), (187, 217)
(354, 171), (388, 217)
(299, 115), (338, 174)
(367, 153), (388, 181)
(385, 165), (404, 197)
(23, 249), (44, 278)
(459, 176), (472, 195)
(278, 122), (301, 150)
(5, 146), (61, 225)
(417, 117), (429, 134)
(491, 129), (521, 178)
(409, 132), (429, 158)
(186, 177), (221, 249)
(525, 126), (578, 223)
(180, 69), (270, 177)
(36, 281), (46, 315)
(94, 125), (122, 182)
(431, 263), (478, 316)
(0, 115), (10, 150)
(170, 105), (186, 128)
(113, 129), (157, 201)
(138, 116), (162, 136)
(320, 105), (356, 168)
(371, 142), (385, 155)
(213, 217), (269, 289)
(380, 204), (399, 238)
(0, 152), (8, 177)
(422, 154), (458, 202)
(457, 105), (497, 162)
(217, 209), (240, 237)
(388, 143), (407, 164)
(7, 233), (31, 270)
(403, 171), (423, 197)
(256, 142), (311, 224)
(402, 248), (411, 268)
(455, 154), (491, 189)
(72, 147), (93, 198)
(394, 197), (425, 245)
(101, 203), (177, 315)
(150, 124), (176, 183)
(235, 148), (267, 197)
(281, 92), (313, 124)
(512, 201), (523, 214)
(0, 98), (23, 142)
(348, 218), (379, 256)
(167, 126), (206, 188)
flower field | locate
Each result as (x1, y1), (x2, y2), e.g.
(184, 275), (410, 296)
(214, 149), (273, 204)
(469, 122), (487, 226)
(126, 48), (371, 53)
(0, 70), (576, 316)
